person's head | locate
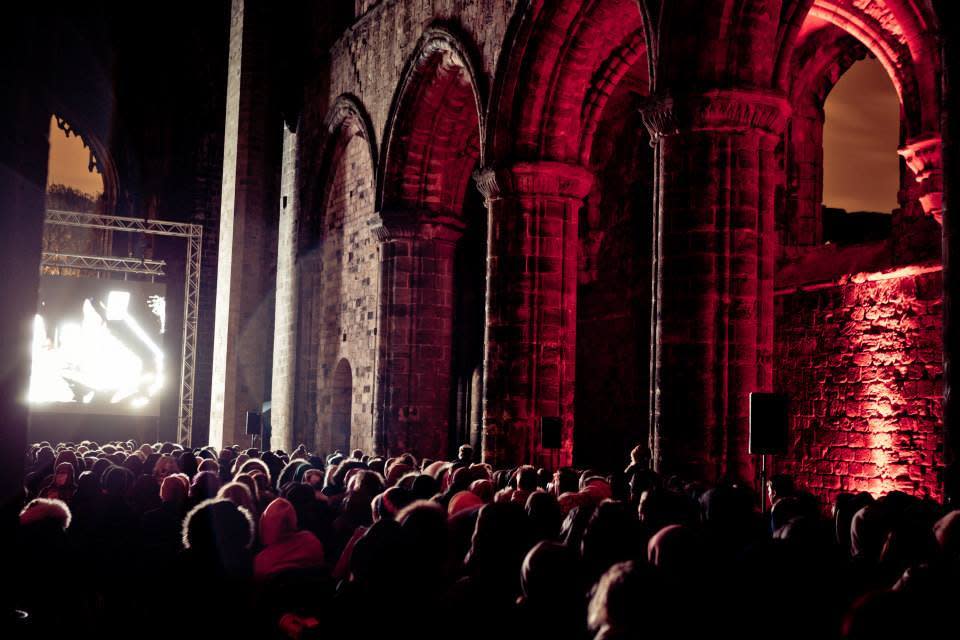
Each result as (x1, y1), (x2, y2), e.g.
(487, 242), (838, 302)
(153, 455), (179, 482)
(197, 458), (219, 474)
(218, 481), (256, 515)
(466, 501), (529, 582)
(53, 462), (75, 487)
(160, 474), (187, 505)
(397, 500), (449, 578)
(101, 465), (135, 497)
(182, 499), (255, 573)
(582, 501), (640, 582)
(588, 561), (667, 638)
(520, 540), (580, 605)
(372, 486), (411, 522)
(850, 502), (888, 561)
(628, 444), (650, 469)
(19, 498), (71, 531)
(457, 444), (473, 464)
(53, 449), (81, 477)
(470, 479), (494, 504)
(190, 470), (222, 503)
(238, 458), (271, 485)
(259, 497), (299, 546)
(351, 448), (364, 460)
(410, 473), (438, 500)
(526, 490), (562, 542)
(933, 510), (960, 564)
(516, 465), (538, 492)
(277, 460), (306, 491)
(647, 524), (701, 580)
(303, 468), (324, 489)
(350, 519), (404, 585)
(448, 490), (484, 518)
(767, 474), (795, 506)
(178, 451), (198, 479)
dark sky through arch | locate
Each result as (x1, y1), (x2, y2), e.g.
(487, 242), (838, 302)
(822, 57), (900, 214)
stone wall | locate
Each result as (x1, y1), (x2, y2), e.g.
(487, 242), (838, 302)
(315, 135), (379, 455)
(773, 267), (943, 504)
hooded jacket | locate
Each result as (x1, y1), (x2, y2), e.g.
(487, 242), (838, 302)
(254, 497), (325, 579)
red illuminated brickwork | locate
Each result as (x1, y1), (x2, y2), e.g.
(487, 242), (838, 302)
(774, 266), (944, 503)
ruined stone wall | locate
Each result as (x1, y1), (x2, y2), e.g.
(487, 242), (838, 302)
(328, 0), (516, 145)
(315, 135), (379, 455)
(774, 267), (943, 504)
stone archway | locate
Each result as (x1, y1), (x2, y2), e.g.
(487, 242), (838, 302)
(374, 25), (486, 460)
(482, 0), (650, 469)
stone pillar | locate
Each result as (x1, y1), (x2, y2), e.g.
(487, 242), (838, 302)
(0, 79), (49, 545)
(938, 0), (960, 506)
(784, 103), (824, 250)
(475, 162), (593, 469)
(209, 0), (280, 449)
(270, 124), (298, 452)
(641, 90), (790, 482)
(373, 211), (461, 459)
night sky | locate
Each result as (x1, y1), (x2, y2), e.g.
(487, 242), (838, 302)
(822, 57), (901, 214)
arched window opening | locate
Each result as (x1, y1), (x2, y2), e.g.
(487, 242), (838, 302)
(44, 115), (111, 274)
(822, 58), (900, 244)
(46, 115), (104, 210)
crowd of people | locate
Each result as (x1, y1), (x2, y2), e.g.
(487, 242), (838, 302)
(11, 439), (960, 638)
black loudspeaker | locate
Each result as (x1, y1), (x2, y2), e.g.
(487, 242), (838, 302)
(541, 416), (562, 449)
(749, 393), (789, 455)
(245, 411), (261, 436)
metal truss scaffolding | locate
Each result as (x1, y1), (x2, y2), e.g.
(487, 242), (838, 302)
(41, 252), (167, 277)
(44, 210), (203, 447)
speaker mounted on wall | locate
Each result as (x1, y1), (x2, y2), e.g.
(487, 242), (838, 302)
(245, 411), (261, 436)
(540, 416), (562, 450)
(749, 392), (789, 456)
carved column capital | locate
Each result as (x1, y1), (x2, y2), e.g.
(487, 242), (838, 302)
(639, 89), (792, 142)
(899, 134), (944, 224)
(371, 207), (465, 242)
(474, 161), (594, 205)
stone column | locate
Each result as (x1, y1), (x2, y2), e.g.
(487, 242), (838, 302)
(209, 0), (280, 449)
(270, 124), (298, 452)
(373, 211), (462, 459)
(785, 103), (824, 249)
(475, 162), (593, 469)
(938, 0), (960, 506)
(0, 82), (48, 542)
(641, 90), (790, 482)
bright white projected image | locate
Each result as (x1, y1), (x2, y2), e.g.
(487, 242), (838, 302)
(29, 276), (168, 415)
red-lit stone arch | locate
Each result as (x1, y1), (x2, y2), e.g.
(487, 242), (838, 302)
(788, 0), (943, 222)
(374, 26), (486, 460)
(487, 0), (649, 165)
(378, 25), (485, 218)
(781, 23), (869, 249)
(781, 0), (943, 245)
(477, 0), (653, 468)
